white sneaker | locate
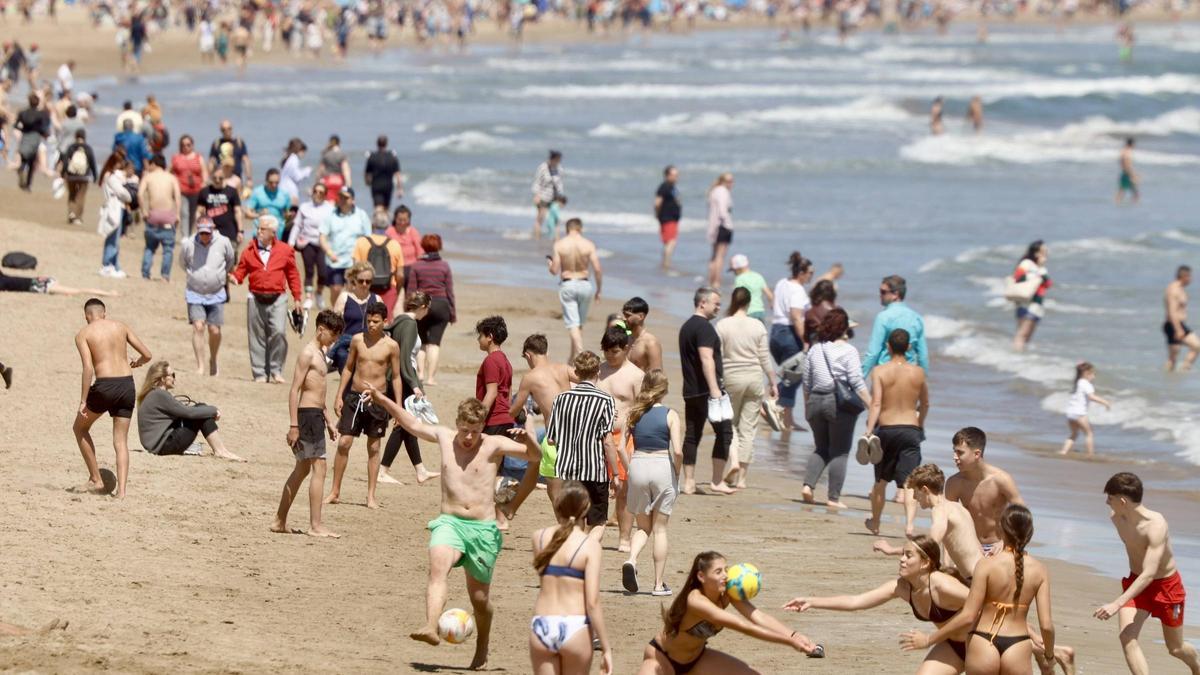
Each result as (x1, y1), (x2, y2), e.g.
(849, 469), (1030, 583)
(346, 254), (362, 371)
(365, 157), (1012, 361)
(707, 396), (722, 424)
(110, 269), (128, 279)
(98, 266), (114, 277)
(719, 393), (734, 421)
(302, 297), (314, 310)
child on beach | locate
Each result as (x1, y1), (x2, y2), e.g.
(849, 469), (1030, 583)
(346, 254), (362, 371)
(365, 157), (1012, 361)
(1060, 361), (1111, 457)
(543, 194), (566, 240)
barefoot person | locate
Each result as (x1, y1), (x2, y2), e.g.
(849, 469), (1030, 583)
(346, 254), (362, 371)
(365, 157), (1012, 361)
(529, 481), (614, 675)
(1164, 265), (1199, 371)
(718, 286), (778, 490)
(1115, 138), (1139, 205)
(1094, 472), (1200, 675)
(364, 392), (541, 670)
(548, 218), (602, 360)
(326, 300), (401, 510)
(511, 333), (573, 501)
(379, 291), (439, 485)
(862, 328), (928, 537)
(874, 464), (983, 581)
(623, 296), (663, 372)
(73, 298), (152, 498)
(705, 173), (734, 289)
(273, 309), (345, 538)
(137, 154), (182, 282)
(598, 325), (644, 552)
(654, 165), (681, 270)
(1060, 361), (1111, 457)
(785, 535), (971, 674)
(135, 361), (244, 460)
(637, 551), (819, 674)
(179, 218), (235, 376)
(678, 287), (734, 495)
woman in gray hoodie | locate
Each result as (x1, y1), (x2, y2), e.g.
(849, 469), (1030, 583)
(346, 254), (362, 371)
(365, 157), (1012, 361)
(136, 361), (243, 460)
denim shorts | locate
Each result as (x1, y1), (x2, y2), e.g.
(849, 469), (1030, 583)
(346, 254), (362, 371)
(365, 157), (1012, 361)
(187, 302), (225, 326)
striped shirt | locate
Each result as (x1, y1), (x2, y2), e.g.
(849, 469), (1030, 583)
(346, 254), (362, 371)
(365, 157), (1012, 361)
(803, 340), (866, 395)
(546, 381), (615, 483)
(531, 161), (563, 204)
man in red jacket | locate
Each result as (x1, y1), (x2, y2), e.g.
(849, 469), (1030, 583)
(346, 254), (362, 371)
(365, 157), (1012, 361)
(230, 216), (302, 383)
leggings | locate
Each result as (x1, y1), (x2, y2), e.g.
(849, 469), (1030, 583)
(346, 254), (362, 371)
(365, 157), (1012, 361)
(154, 417), (219, 455)
(381, 383), (423, 469)
(298, 244), (327, 290)
(803, 406), (859, 502)
(18, 152), (36, 190)
(682, 395), (731, 466)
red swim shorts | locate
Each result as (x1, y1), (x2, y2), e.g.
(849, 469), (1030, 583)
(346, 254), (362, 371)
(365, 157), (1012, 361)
(605, 430), (630, 482)
(1122, 570), (1186, 627)
(659, 220), (679, 244)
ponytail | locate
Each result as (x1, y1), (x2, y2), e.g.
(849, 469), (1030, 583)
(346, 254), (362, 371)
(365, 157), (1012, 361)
(532, 482), (590, 574)
(787, 251), (812, 279)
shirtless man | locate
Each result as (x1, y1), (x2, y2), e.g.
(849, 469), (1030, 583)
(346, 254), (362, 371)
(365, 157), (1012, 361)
(1116, 138), (1139, 205)
(511, 333), (573, 501)
(1163, 265), (1199, 371)
(137, 154), (182, 281)
(967, 96), (984, 133)
(930, 96), (944, 135)
(273, 309), (344, 537)
(547, 218), (602, 360)
(326, 300), (401, 509)
(874, 463), (983, 581)
(364, 390), (541, 670)
(72, 298), (153, 498)
(862, 328), (929, 537)
(598, 325), (644, 552)
(1095, 472), (1200, 675)
(622, 296), (663, 372)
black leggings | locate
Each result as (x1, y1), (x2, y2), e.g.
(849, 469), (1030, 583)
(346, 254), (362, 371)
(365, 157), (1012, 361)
(155, 417), (219, 455)
(18, 152), (36, 190)
(417, 296), (452, 346)
(382, 382), (423, 469)
(682, 395), (731, 466)
(298, 244), (327, 290)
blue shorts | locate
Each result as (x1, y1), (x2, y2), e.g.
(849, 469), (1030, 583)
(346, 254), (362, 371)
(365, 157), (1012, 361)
(187, 302), (225, 326)
(327, 267), (348, 287)
(1015, 305), (1041, 323)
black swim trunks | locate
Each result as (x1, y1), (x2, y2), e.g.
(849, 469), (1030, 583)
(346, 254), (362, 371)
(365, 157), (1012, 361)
(337, 390), (389, 439)
(1164, 321), (1193, 346)
(874, 424), (924, 488)
(293, 407), (327, 460)
(86, 375), (136, 418)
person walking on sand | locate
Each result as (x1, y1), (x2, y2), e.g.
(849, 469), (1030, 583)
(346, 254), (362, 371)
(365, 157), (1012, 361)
(706, 172), (734, 289)
(717, 286), (778, 490)
(408, 234), (455, 385)
(326, 300), (401, 510)
(730, 254), (773, 325)
(352, 208), (404, 318)
(57, 128), (97, 226)
(511, 333), (574, 500)
(319, 186), (371, 307)
(171, 135), (207, 236)
(1010, 240), (1052, 351)
(862, 275), (928, 377)
(208, 120), (251, 184)
(654, 165), (682, 270)
(769, 252), (814, 438)
(179, 218), (235, 376)
(135, 361), (244, 460)
(548, 218), (602, 360)
(73, 298), (153, 499)
(532, 150), (564, 240)
(138, 154), (182, 282)
(379, 291), (440, 486)
(1094, 472), (1200, 675)
(599, 325), (644, 552)
(317, 134), (351, 195)
(364, 390), (541, 670)
(273, 309), (344, 538)
(278, 138), (311, 205)
(196, 165), (244, 250)
(623, 296), (663, 372)
(1060, 361), (1111, 456)
(1164, 265), (1199, 371)
(97, 152), (133, 278)
(873, 464), (983, 582)
(288, 183), (333, 310)
(679, 286), (734, 495)
(530, 481), (615, 674)
(229, 216), (302, 383)
(364, 134), (402, 210)
(473, 315), (522, 528)
(1116, 138), (1139, 205)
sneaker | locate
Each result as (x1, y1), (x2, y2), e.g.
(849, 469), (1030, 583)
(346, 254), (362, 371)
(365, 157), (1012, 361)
(182, 443), (204, 456)
(651, 584), (672, 597)
(718, 393), (733, 421)
(856, 436), (872, 465)
(98, 266), (114, 278)
(868, 435), (883, 464)
(110, 269), (128, 279)
(761, 399), (783, 432)
(707, 396), (722, 424)
(405, 395), (439, 425)
(621, 561), (638, 593)
(302, 297), (314, 310)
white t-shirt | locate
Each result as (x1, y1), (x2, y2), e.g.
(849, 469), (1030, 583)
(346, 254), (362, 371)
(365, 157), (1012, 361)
(1066, 378), (1094, 418)
(771, 278), (811, 326)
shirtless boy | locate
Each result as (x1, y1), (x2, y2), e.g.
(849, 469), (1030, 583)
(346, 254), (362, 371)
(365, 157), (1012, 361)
(73, 298), (153, 498)
(598, 325), (644, 552)
(874, 463), (983, 581)
(326, 300), (401, 509)
(862, 328), (929, 537)
(548, 218), (602, 360)
(364, 390), (541, 670)
(622, 296), (663, 372)
(273, 309), (344, 537)
(1095, 472), (1200, 675)
(511, 333), (573, 500)
(1116, 138), (1139, 205)
(1164, 265), (1199, 371)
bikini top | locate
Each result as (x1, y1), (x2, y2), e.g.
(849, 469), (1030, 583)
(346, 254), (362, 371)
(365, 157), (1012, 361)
(684, 619), (722, 640)
(903, 576), (956, 624)
(980, 600), (1029, 641)
(538, 531), (587, 580)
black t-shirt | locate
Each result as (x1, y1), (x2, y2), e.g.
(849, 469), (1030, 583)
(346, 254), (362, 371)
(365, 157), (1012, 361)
(197, 185), (242, 241)
(678, 314), (723, 399)
(364, 150), (400, 191)
(656, 181), (681, 224)
(209, 137), (249, 177)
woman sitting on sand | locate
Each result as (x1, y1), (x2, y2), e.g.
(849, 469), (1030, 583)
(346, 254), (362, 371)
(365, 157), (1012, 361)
(902, 504), (1056, 674)
(529, 481), (613, 675)
(135, 361), (244, 460)
(637, 551), (820, 674)
(784, 535), (970, 674)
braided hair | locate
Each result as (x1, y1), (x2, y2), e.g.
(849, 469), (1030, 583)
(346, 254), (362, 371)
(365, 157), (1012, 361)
(1000, 504), (1034, 606)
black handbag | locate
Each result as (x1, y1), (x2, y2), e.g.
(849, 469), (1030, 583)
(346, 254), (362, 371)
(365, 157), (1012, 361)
(818, 343), (866, 415)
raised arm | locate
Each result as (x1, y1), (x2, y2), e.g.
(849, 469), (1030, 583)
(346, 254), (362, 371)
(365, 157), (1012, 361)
(784, 579), (899, 613)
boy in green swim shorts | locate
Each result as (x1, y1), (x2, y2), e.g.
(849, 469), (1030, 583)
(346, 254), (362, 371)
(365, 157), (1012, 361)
(364, 388), (541, 670)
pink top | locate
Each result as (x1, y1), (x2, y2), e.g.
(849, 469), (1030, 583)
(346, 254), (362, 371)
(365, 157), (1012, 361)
(385, 225), (424, 265)
(707, 184), (732, 244)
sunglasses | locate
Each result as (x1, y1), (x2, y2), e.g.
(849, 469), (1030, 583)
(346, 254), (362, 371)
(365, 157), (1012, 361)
(352, 278), (372, 286)
(166, 371), (177, 378)
(879, 288), (894, 295)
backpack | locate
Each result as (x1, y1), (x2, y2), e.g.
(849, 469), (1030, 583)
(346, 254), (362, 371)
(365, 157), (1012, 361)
(1, 251), (38, 270)
(365, 236), (393, 291)
(66, 146), (88, 177)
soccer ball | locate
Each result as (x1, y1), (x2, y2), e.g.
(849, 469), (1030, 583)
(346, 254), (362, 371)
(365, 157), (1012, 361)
(437, 608), (476, 644)
(725, 563), (762, 601)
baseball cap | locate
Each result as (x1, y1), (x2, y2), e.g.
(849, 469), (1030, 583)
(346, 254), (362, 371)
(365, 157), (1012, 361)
(339, 186), (355, 199)
(196, 220), (214, 233)
(729, 254), (749, 270)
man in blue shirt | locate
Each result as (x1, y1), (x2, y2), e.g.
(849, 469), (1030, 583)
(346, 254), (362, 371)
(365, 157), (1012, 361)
(113, 119), (150, 175)
(319, 186), (371, 301)
(862, 275), (929, 377)
(244, 168), (291, 238)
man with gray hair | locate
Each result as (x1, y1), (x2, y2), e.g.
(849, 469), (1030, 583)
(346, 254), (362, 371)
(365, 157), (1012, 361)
(230, 216), (302, 383)
(678, 287), (734, 495)
(862, 274), (929, 377)
(179, 218), (235, 376)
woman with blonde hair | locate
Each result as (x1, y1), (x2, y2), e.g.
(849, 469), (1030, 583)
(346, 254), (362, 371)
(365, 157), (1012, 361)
(620, 369), (683, 597)
(135, 361), (243, 460)
(328, 260), (380, 373)
(706, 172), (734, 288)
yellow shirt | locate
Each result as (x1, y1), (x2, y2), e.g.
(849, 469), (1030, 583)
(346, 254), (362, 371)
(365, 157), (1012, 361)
(352, 234), (405, 289)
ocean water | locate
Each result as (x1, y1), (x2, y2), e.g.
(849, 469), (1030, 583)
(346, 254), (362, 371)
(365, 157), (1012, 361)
(94, 22), (1200, 618)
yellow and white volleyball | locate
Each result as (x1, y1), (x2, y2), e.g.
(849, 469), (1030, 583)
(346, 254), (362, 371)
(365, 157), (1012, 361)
(437, 608), (476, 644)
(725, 563), (762, 601)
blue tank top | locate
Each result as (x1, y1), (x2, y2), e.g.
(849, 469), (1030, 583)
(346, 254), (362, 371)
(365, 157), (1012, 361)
(631, 405), (670, 452)
(342, 293), (379, 336)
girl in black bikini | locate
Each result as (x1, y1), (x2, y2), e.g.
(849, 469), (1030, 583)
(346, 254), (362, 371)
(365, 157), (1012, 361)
(637, 551), (819, 674)
(904, 505), (1056, 674)
(784, 535), (970, 674)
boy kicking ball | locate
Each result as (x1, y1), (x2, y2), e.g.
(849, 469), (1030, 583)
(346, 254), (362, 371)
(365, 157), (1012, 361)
(272, 309), (345, 537)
